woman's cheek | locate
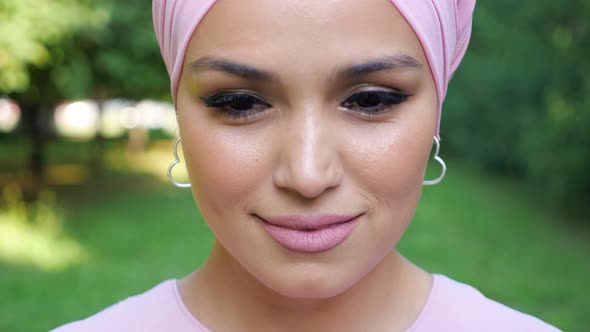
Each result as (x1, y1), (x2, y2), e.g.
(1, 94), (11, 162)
(344, 122), (429, 202)
(180, 122), (270, 213)
(346, 128), (427, 251)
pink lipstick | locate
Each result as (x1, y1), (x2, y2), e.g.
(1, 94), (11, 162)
(257, 214), (362, 253)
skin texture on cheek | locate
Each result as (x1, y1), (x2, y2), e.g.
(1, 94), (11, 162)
(179, 121), (268, 212)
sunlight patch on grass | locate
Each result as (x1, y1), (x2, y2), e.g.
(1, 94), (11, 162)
(0, 185), (89, 271)
(46, 164), (89, 185)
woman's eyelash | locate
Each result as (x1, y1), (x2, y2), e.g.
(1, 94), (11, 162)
(200, 93), (271, 119)
(200, 89), (409, 120)
(341, 90), (409, 115)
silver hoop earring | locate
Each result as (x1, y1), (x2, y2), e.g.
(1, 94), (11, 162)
(168, 137), (191, 188)
(423, 136), (446, 186)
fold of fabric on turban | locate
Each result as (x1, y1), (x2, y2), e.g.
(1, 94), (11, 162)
(153, 0), (475, 138)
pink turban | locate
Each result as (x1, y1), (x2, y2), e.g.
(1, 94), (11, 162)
(153, 0), (475, 138)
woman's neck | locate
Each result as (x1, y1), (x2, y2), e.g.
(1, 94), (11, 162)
(179, 241), (432, 332)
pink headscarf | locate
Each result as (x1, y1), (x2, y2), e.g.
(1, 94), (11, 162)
(153, 0), (475, 138)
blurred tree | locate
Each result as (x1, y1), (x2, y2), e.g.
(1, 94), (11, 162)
(0, 0), (168, 192)
(0, 0), (107, 193)
(0, 0), (105, 93)
(443, 0), (590, 217)
(58, 0), (169, 168)
(57, 0), (169, 101)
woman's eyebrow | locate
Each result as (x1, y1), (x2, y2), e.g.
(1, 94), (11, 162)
(187, 56), (277, 82)
(335, 54), (424, 79)
(187, 54), (423, 82)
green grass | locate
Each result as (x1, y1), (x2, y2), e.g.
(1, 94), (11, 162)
(399, 160), (590, 331)
(0, 153), (588, 331)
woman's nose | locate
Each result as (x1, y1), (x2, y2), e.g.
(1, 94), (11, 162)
(272, 110), (343, 199)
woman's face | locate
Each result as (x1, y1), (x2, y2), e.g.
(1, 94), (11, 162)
(176, 0), (437, 298)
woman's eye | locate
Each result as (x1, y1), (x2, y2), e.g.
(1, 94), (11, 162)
(200, 93), (271, 118)
(341, 90), (409, 115)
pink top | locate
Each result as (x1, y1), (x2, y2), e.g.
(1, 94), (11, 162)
(52, 274), (561, 332)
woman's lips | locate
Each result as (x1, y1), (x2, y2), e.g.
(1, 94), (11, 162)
(257, 214), (363, 253)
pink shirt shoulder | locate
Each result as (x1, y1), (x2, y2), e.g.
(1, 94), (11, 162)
(51, 280), (209, 332)
(407, 274), (561, 332)
(52, 274), (562, 332)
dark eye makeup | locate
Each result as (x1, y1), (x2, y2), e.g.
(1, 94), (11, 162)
(200, 93), (270, 119)
(200, 89), (410, 120)
(340, 90), (409, 116)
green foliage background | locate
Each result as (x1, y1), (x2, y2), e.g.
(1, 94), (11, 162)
(0, 0), (168, 102)
(443, 1), (590, 214)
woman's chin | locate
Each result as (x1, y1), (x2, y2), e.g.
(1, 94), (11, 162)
(256, 267), (362, 300)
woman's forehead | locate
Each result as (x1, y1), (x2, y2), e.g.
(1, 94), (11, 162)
(185, 0), (426, 63)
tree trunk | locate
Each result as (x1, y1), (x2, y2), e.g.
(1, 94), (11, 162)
(21, 103), (45, 198)
(89, 99), (105, 174)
